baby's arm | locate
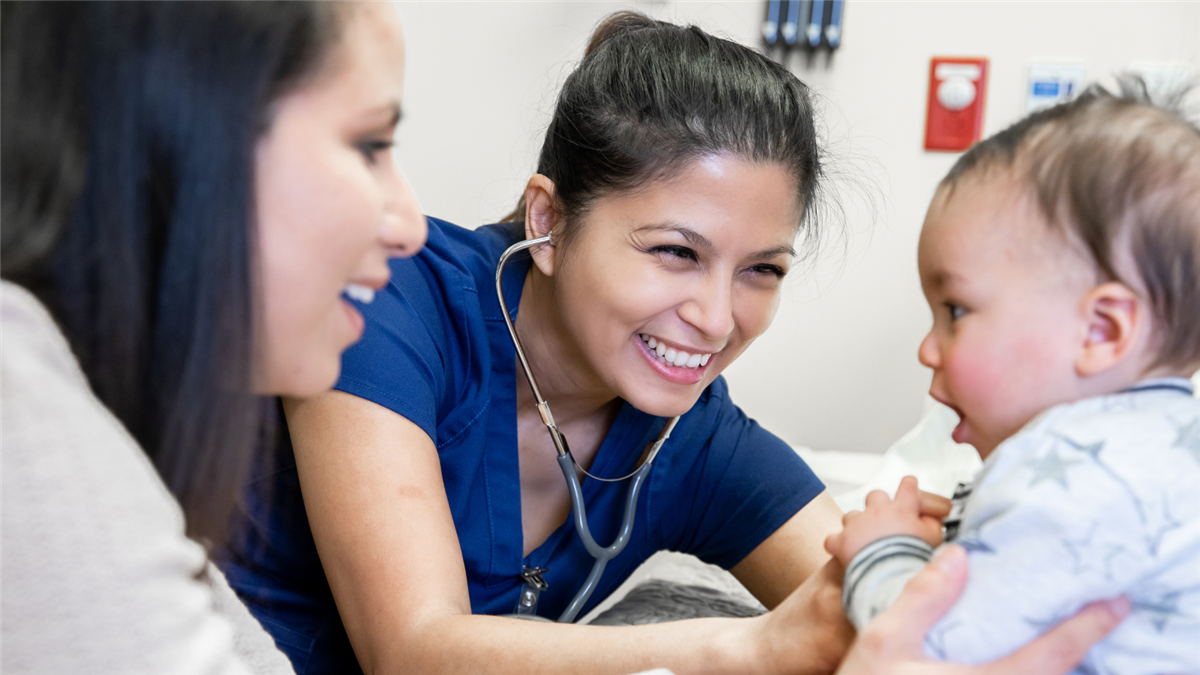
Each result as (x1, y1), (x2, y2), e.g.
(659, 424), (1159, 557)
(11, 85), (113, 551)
(824, 475), (946, 566)
(848, 418), (1188, 669)
(824, 476), (949, 629)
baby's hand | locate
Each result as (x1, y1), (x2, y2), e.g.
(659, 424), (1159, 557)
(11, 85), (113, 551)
(824, 476), (946, 567)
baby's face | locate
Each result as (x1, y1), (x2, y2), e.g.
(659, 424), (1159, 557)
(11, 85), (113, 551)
(916, 175), (1096, 459)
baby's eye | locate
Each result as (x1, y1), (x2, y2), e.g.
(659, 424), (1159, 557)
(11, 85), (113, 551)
(650, 245), (698, 263)
(946, 303), (966, 321)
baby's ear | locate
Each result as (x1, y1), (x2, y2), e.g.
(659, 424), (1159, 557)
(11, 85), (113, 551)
(1076, 282), (1142, 377)
(523, 174), (561, 277)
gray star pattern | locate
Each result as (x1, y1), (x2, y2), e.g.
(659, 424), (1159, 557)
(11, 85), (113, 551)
(954, 535), (995, 554)
(1054, 434), (1147, 524)
(1099, 543), (1127, 582)
(924, 619), (961, 660)
(1061, 525), (1127, 582)
(1063, 523), (1099, 576)
(1147, 499), (1183, 557)
(1133, 590), (1187, 632)
(1174, 417), (1200, 467)
(1067, 439), (1105, 462)
(1099, 392), (1140, 413)
(1026, 447), (1084, 490)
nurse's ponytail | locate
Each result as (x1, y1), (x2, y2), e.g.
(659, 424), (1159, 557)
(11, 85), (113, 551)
(581, 10), (656, 57)
(504, 10), (826, 250)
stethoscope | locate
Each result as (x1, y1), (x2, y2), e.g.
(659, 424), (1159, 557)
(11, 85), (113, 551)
(495, 234), (680, 623)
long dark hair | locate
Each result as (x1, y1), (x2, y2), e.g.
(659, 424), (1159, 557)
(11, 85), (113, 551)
(1, 2), (341, 547)
(505, 11), (826, 248)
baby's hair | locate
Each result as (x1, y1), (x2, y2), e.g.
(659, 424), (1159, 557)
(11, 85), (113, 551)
(942, 76), (1200, 372)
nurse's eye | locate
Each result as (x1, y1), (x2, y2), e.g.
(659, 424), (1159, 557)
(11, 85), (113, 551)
(650, 245), (698, 263)
(357, 139), (394, 165)
(748, 263), (787, 279)
(946, 303), (966, 321)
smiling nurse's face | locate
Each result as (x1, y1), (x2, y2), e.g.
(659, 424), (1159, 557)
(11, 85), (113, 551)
(551, 155), (802, 418)
(255, 5), (426, 397)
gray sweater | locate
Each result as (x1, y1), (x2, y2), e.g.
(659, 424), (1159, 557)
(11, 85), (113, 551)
(2, 281), (294, 674)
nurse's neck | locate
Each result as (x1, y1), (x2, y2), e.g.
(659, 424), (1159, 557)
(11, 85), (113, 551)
(514, 267), (620, 427)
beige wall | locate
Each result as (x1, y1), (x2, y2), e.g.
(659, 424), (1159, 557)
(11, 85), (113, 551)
(394, 1), (1200, 453)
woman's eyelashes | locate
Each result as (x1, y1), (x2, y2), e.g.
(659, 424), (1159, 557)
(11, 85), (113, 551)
(749, 263), (786, 279)
(650, 244), (698, 263)
(357, 138), (394, 165)
(648, 245), (787, 279)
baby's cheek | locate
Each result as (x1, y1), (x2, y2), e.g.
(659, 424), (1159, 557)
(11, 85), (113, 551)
(947, 348), (1007, 410)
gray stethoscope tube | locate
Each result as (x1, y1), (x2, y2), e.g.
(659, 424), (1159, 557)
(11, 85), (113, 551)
(495, 234), (680, 623)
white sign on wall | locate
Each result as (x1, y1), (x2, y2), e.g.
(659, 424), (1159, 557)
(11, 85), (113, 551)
(1025, 62), (1088, 113)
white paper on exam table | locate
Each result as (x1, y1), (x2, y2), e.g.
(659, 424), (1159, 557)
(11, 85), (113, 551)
(795, 399), (983, 513)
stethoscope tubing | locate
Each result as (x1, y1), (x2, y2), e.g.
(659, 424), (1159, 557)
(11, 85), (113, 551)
(555, 453), (651, 623)
(494, 235), (679, 623)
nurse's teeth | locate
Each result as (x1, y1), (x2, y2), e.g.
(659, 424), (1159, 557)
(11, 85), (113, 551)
(639, 333), (716, 369)
(343, 283), (375, 304)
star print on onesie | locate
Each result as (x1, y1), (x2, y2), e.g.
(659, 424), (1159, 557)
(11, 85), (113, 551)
(842, 378), (1200, 675)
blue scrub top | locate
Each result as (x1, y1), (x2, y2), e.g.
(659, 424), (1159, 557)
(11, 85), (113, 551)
(222, 218), (825, 674)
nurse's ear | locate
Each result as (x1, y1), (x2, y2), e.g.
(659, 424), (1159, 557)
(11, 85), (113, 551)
(524, 174), (561, 277)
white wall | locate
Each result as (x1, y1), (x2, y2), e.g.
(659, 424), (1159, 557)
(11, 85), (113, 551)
(394, 1), (1200, 454)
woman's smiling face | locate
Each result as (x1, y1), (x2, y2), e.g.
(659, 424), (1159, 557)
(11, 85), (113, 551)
(548, 155), (802, 417)
(254, 5), (425, 397)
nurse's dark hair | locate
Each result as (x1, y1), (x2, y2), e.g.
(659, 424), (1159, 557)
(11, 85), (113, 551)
(504, 11), (825, 247)
(1, 2), (342, 547)
(941, 75), (1200, 372)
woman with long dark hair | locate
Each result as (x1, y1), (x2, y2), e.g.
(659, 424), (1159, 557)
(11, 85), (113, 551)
(2, 2), (424, 670)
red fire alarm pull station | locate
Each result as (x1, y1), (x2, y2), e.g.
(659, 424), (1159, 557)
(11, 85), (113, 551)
(924, 57), (988, 152)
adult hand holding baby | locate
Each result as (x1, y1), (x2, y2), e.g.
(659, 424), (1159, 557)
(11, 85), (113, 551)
(835, 545), (1130, 674)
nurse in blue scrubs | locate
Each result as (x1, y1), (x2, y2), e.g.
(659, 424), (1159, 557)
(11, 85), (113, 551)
(219, 11), (1123, 675)
(225, 13), (848, 673)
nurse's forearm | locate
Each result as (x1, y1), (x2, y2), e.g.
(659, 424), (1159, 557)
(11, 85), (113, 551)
(364, 613), (754, 675)
(287, 392), (846, 674)
(358, 560), (850, 675)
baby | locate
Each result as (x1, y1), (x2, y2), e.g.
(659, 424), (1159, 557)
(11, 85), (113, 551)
(825, 80), (1200, 674)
